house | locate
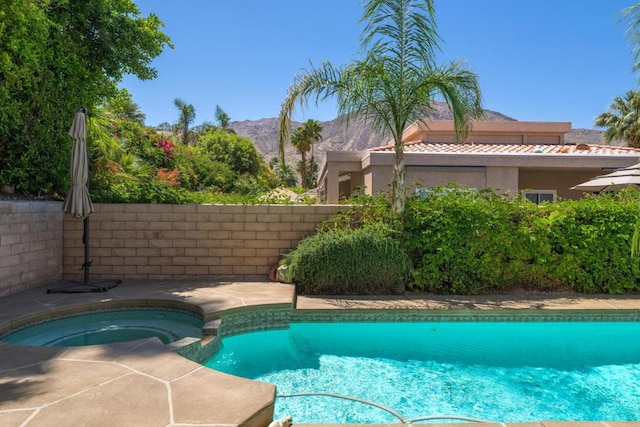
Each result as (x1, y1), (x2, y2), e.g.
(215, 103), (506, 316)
(317, 120), (640, 203)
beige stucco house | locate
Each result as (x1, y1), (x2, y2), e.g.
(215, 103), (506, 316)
(317, 120), (640, 203)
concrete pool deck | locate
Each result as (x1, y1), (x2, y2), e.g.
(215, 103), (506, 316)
(0, 279), (639, 427)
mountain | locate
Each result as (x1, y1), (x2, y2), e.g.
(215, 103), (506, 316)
(566, 128), (618, 146)
(229, 102), (612, 164)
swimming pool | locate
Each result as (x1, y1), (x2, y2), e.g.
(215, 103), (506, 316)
(206, 320), (640, 424)
(1, 308), (204, 346)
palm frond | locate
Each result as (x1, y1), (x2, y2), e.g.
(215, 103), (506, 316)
(278, 61), (344, 165)
(361, 0), (439, 67)
(278, 0), (482, 213)
(623, 4), (640, 76)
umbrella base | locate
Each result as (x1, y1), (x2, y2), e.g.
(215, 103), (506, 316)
(47, 279), (121, 294)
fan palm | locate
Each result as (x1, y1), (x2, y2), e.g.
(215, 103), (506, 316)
(105, 96), (146, 125)
(301, 119), (323, 160)
(291, 119), (323, 188)
(278, 0), (483, 214)
(595, 90), (640, 148)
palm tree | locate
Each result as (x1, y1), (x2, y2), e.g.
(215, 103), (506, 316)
(291, 120), (323, 188)
(595, 90), (640, 148)
(301, 119), (323, 164)
(215, 105), (234, 132)
(623, 3), (640, 78)
(290, 127), (307, 187)
(173, 98), (196, 145)
(106, 96), (146, 125)
(278, 0), (483, 214)
(268, 157), (297, 187)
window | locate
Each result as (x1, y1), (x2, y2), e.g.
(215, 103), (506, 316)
(523, 190), (556, 203)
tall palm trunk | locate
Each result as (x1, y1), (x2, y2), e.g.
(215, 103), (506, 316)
(300, 151), (308, 188)
(392, 139), (405, 214)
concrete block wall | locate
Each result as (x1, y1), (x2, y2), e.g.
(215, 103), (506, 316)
(0, 201), (64, 296)
(63, 204), (349, 281)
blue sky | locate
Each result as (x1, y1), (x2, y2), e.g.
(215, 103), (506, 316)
(121, 1), (638, 130)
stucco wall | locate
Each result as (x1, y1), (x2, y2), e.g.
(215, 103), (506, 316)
(0, 201), (64, 296)
(63, 204), (348, 281)
(519, 169), (603, 200)
(406, 166), (487, 190)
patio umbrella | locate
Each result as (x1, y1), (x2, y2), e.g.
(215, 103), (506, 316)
(48, 108), (120, 293)
(62, 108), (93, 218)
(571, 162), (640, 192)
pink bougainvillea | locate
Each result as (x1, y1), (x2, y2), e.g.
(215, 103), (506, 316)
(155, 139), (176, 159)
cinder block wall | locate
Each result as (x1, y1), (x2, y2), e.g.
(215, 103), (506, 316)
(63, 204), (348, 281)
(0, 201), (64, 296)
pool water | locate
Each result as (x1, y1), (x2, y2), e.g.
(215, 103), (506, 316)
(205, 321), (640, 424)
(2, 309), (204, 346)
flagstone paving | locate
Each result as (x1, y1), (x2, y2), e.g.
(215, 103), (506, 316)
(1, 280), (639, 426)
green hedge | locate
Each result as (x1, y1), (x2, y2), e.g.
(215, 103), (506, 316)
(403, 190), (640, 294)
(541, 197), (640, 293)
(286, 189), (640, 295)
(403, 191), (544, 293)
(284, 227), (412, 295)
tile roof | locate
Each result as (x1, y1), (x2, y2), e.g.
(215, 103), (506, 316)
(370, 141), (640, 156)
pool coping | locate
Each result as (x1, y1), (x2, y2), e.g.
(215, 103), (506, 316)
(0, 279), (293, 427)
(2, 280), (640, 427)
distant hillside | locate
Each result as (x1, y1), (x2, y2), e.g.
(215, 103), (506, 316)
(229, 102), (613, 164)
(566, 128), (617, 146)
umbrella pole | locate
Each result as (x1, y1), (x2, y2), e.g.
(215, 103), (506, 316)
(47, 216), (121, 293)
(47, 107), (121, 293)
(83, 216), (90, 284)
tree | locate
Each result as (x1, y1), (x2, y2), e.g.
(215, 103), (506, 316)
(105, 91), (146, 125)
(291, 119), (323, 188)
(623, 3), (640, 78)
(296, 157), (318, 189)
(278, 0), (482, 214)
(215, 105), (234, 133)
(268, 157), (297, 187)
(199, 129), (262, 176)
(173, 98), (196, 145)
(595, 90), (640, 148)
(0, 0), (171, 195)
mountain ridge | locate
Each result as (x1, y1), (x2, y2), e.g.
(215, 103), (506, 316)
(229, 103), (613, 165)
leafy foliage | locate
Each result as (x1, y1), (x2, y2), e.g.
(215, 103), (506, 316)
(287, 187), (640, 295)
(88, 114), (277, 201)
(404, 189), (640, 294)
(402, 189), (548, 293)
(0, 0), (171, 196)
(285, 227), (412, 295)
(595, 90), (640, 147)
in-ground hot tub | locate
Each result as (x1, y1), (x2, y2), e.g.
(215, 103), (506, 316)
(1, 308), (205, 347)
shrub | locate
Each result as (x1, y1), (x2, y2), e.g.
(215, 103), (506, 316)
(540, 196), (640, 293)
(284, 227), (412, 295)
(322, 187), (640, 295)
(401, 189), (555, 293)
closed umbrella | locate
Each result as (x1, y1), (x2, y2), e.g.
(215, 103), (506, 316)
(571, 162), (640, 192)
(48, 108), (120, 293)
(62, 108), (93, 218)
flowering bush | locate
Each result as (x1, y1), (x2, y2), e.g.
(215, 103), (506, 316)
(155, 168), (180, 187)
(154, 139), (176, 159)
